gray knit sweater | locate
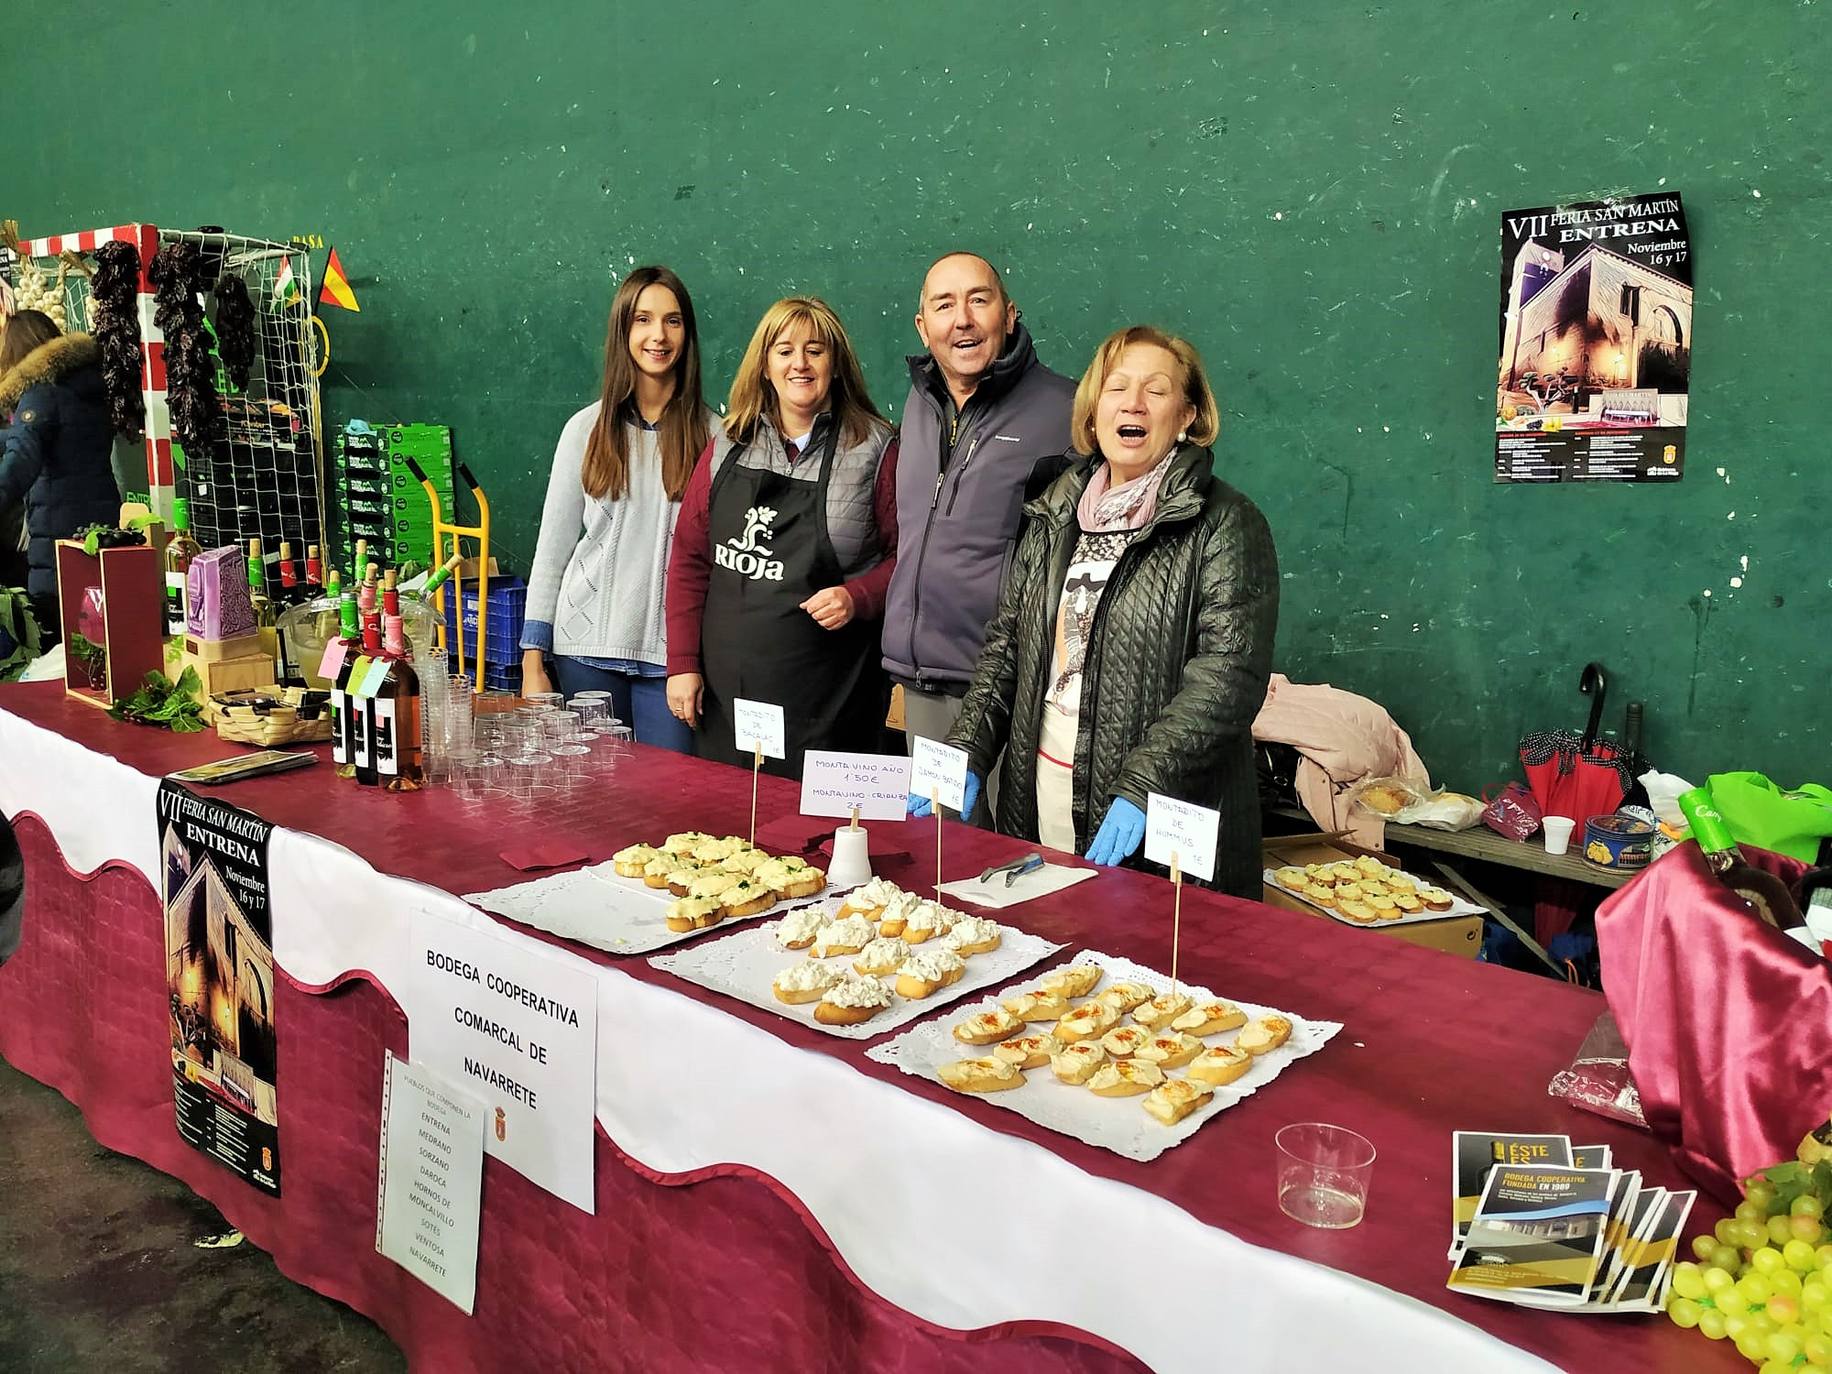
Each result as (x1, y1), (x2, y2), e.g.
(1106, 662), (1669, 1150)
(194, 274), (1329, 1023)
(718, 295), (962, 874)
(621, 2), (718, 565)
(521, 403), (681, 664)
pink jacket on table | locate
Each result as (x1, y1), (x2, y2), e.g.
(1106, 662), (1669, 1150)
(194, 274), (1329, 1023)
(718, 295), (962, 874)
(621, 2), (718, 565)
(1251, 673), (1430, 847)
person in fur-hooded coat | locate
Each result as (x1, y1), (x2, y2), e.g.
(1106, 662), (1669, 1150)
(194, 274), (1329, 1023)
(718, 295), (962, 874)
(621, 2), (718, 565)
(0, 311), (120, 639)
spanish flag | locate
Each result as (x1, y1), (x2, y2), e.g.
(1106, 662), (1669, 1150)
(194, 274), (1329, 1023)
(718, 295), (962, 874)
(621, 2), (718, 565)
(319, 246), (360, 313)
(271, 254), (299, 310)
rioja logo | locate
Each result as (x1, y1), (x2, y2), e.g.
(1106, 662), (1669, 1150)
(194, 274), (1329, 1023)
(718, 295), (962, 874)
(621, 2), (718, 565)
(715, 505), (785, 581)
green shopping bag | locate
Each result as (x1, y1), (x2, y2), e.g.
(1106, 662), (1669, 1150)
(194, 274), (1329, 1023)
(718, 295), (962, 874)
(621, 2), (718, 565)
(1707, 771), (1832, 864)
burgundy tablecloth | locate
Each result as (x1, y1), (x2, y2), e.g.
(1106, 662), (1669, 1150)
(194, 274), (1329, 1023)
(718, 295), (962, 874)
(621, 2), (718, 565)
(0, 684), (1737, 1372)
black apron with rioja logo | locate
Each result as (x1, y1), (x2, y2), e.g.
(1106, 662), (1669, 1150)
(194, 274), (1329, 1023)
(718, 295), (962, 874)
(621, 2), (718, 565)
(697, 421), (886, 778)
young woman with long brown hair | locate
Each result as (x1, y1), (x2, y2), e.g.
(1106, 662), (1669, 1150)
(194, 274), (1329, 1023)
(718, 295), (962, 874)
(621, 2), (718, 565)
(520, 266), (712, 750)
(664, 296), (899, 776)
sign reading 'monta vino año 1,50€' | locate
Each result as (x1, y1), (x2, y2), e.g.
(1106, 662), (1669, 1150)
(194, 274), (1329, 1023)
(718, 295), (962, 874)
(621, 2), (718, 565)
(408, 909), (599, 1214)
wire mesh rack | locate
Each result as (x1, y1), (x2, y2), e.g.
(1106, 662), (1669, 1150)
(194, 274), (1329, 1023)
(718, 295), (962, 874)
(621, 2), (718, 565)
(13, 224), (325, 568)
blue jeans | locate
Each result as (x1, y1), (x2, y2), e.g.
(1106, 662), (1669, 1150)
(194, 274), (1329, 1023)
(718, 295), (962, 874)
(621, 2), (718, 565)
(550, 658), (693, 754)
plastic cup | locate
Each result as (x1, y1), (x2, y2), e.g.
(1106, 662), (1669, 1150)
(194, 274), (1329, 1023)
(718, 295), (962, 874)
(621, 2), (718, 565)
(1542, 816), (1576, 856)
(541, 709), (583, 744)
(1276, 1123), (1375, 1229)
(457, 754), (502, 804)
(569, 698), (610, 729)
(548, 743), (593, 787)
(524, 692), (564, 712)
(504, 751), (555, 808)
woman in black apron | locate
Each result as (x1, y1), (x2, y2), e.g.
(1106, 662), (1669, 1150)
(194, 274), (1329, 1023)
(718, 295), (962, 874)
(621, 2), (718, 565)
(664, 297), (899, 778)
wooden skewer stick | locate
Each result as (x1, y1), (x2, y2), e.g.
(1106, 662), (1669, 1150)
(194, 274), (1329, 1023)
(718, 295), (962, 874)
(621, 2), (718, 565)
(1170, 848), (1184, 996)
(750, 744), (763, 845)
(933, 785), (943, 896)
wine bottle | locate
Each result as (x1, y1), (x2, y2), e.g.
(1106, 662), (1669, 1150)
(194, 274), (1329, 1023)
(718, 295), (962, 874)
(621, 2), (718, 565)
(277, 541), (300, 603)
(303, 544), (325, 600)
(358, 561), (379, 620)
(329, 592), (363, 779)
(248, 536), (297, 683)
(351, 538), (369, 597)
(163, 499), (203, 636)
(1620, 702), (1651, 809)
(382, 567), (400, 619)
(376, 613), (424, 792)
(247, 538), (273, 626)
(423, 553), (463, 596)
(1677, 786), (1806, 930)
(353, 615), (384, 787)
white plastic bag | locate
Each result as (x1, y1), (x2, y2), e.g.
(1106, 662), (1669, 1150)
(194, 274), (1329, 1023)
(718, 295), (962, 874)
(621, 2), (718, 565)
(1393, 791), (1485, 832)
(1639, 770), (1697, 828)
(1349, 776), (1484, 831)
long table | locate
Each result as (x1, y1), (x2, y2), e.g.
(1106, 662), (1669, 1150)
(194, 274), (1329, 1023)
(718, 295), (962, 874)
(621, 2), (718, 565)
(0, 684), (1734, 1373)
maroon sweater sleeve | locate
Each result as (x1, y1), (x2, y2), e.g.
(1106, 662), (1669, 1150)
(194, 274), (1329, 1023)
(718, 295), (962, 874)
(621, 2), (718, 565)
(840, 437), (900, 621)
(664, 441), (716, 676)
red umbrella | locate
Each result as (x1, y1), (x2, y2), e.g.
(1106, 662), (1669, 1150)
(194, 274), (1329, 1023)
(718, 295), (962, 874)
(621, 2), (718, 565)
(1519, 663), (1630, 830)
(1520, 664), (1634, 947)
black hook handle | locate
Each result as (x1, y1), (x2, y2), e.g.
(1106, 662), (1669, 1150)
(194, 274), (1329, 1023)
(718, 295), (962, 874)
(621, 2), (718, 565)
(1579, 662), (1607, 750)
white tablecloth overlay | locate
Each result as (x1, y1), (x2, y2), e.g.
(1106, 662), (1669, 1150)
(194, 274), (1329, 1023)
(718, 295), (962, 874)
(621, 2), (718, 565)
(0, 705), (1549, 1373)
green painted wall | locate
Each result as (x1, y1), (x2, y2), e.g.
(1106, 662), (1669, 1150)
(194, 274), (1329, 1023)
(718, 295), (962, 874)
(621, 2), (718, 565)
(9, 1), (1827, 787)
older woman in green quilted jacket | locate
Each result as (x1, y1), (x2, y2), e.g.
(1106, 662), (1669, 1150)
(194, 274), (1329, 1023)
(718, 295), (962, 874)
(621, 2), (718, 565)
(933, 325), (1279, 897)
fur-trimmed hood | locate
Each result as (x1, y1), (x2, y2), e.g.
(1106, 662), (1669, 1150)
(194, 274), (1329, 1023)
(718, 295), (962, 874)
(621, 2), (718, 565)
(0, 333), (101, 414)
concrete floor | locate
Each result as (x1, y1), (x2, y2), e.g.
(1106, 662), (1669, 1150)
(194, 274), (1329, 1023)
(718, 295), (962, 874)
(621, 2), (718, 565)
(0, 1057), (403, 1373)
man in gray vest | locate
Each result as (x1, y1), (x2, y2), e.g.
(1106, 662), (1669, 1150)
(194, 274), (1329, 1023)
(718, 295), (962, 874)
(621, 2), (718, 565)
(881, 252), (1075, 824)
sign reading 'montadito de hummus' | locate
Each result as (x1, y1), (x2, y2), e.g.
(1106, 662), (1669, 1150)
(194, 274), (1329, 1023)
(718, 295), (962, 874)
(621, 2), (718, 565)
(408, 909), (599, 1214)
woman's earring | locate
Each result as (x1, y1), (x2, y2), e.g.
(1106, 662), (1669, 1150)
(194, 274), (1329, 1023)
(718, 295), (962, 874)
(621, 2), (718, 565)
(1177, 429), (1188, 443)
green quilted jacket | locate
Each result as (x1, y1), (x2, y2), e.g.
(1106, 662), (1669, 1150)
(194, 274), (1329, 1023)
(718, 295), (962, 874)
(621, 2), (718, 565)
(949, 444), (1279, 896)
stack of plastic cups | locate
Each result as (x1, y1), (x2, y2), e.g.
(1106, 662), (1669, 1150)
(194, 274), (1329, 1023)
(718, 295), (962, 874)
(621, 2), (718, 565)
(420, 656), (452, 785)
(447, 674), (474, 760)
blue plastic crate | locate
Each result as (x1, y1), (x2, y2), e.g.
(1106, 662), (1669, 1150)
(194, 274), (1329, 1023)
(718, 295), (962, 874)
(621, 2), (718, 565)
(480, 661), (523, 694)
(440, 576), (526, 667)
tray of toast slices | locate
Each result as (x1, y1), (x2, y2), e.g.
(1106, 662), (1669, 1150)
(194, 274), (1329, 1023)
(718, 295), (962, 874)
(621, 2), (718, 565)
(1264, 854), (1481, 927)
(649, 880), (1062, 1040)
(868, 951), (1341, 1161)
(465, 831), (838, 955)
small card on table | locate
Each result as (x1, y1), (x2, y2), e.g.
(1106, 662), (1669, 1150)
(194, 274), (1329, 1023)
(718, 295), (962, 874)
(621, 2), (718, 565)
(800, 750), (911, 821)
(1144, 793), (1219, 882)
(734, 698), (786, 759)
(909, 736), (968, 812)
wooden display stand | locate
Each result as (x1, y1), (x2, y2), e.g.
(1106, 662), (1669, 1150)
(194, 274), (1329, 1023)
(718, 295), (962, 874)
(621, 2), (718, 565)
(177, 541), (275, 695)
(180, 630), (265, 662)
(1261, 832), (1484, 958)
(54, 541), (165, 708)
(181, 648), (276, 696)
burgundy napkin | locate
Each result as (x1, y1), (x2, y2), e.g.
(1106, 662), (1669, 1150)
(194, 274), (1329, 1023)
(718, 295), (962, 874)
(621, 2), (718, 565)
(754, 815), (835, 853)
(498, 842), (592, 872)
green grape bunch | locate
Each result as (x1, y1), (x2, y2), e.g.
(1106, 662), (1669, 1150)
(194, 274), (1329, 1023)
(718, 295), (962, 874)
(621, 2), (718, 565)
(1667, 1113), (1832, 1369)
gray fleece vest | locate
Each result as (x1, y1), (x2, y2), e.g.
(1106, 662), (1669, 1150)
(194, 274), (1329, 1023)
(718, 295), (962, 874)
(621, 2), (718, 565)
(880, 328), (1077, 689)
(706, 414), (891, 578)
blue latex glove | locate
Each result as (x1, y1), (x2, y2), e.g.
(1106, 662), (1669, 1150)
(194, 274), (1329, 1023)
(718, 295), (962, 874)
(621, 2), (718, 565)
(908, 771), (982, 819)
(1084, 797), (1147, 866)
